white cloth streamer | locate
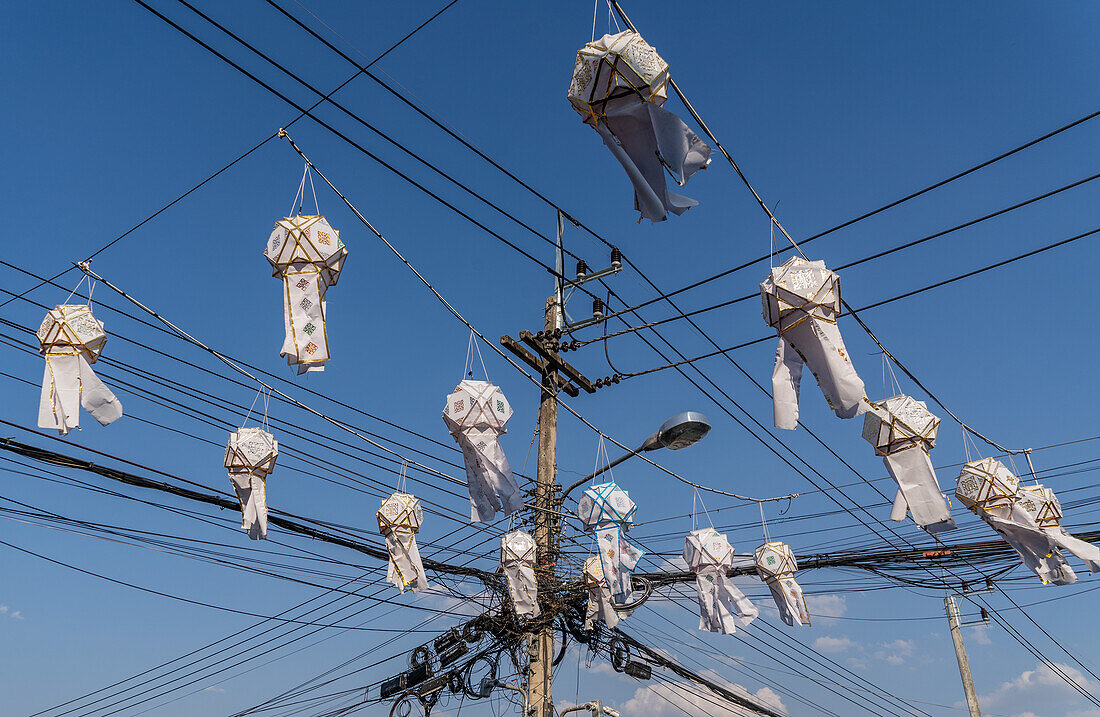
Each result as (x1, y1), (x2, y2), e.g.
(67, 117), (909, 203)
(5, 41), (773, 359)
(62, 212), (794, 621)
(684, 529), (759, 634)
(224, 428), (278, 540)
(443, 380), (522, 522)
(568, 31), (711, 222)
(377, 493), (428, 593)
(762, 257), (867, 429)
(862, 395), (956, 534)
(264, 215), (347, 374)
(37, 304), (122, 435)
(501, 530), (540, 618)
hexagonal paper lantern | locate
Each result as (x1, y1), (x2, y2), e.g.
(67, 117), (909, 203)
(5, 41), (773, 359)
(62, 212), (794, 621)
(377, 492), (427, 593)
(754, 541), (798, 581)
(263, 214), (348, 374)
(37, 304), (108, 360)
(566, 31), (710, 223)
(683, 528), (734, 571)
(761, 257), (841, 332)
(501, 530), (537, 567)
(862, 395), (939, 456)
(1017, 484), (1063, 529)
(264, 215), (346, 284)
(443, 379), (521, 523)
(377, 492), (423, 536)
(37, 304), (123, 435)
(577, 481), (636, 531)
(956, 458), (1020, 513)
(224, 427), (278, 477)
(761, 257), (865, 429)
(568, 30), (669, 124)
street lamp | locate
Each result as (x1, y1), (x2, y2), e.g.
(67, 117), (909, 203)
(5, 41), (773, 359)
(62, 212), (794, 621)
(561, 411), (711, 500)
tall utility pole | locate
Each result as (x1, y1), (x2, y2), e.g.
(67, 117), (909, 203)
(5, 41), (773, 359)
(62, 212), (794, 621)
(945, 594), (982, 717)
(527, 296), (560, 717)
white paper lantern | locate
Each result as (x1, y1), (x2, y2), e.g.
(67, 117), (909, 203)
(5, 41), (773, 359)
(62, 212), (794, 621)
(36, 304), (123, 435)
(264, 215), (348, 374)
(862, 395), (955, 533)
(567, 31), (710, 222)
(956, 461), (1076, 585)
(955, 458), (1020, 513)
(577, 481), (644, 602)
(224, 428), (278, 540)
(377, 492), (427, 593)
(500, 530), (540, 618)
(683, 528), (759, 634)
(754, 541), (810, 627)
(761, 257), (866, 429)
(443, 380), (522, 522)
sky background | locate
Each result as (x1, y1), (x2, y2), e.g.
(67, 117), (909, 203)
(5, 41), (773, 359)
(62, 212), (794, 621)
(3, 1), (1100, 716)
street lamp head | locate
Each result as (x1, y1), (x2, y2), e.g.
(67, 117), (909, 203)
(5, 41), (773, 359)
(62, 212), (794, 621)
(643, 411), (711, 451)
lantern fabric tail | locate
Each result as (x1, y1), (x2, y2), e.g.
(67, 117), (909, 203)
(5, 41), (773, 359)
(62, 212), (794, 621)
(1048, 531), (1100, 573)
(694, 567), (759, 634)
(595, 525), (644, 602)
(280, 270), (330, 373)
(385, 531), (427, 594)
(987, 508), (1076, 586)
(780, 319), (866, 421)
(230, 473), (269, 540)
(585, 583), (620, 630)
(457, 429), (522, 523)
(771, 339), (803, 430)
(882, 449), (956, 533)
(595, 103), (710, 222)
(503, 563), (540, 618)
(768, 577), (810, 627)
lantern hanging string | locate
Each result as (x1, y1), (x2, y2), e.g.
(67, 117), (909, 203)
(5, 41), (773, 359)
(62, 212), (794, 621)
(463, 328), (489, 380)
(289, 162), (319, 216)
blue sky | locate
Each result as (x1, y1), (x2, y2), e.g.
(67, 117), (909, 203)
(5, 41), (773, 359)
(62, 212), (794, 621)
(3, 1), (1100, 716)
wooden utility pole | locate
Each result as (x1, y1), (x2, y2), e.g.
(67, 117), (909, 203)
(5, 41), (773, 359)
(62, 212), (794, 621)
(526, 296), (560, 717)
(945, 595), (982, 717)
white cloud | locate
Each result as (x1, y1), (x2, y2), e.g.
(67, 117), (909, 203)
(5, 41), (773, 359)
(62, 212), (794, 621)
(978, 661), (1099, 714)
(971, 624), (992, 646)
(872, 639), (914, 666)
(203, 686), (226, 693)
(621, 674), (788, 717)
(805, 594), (847, 626)
(0, 605), (23, 620)
(813, 635), (856, 653)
